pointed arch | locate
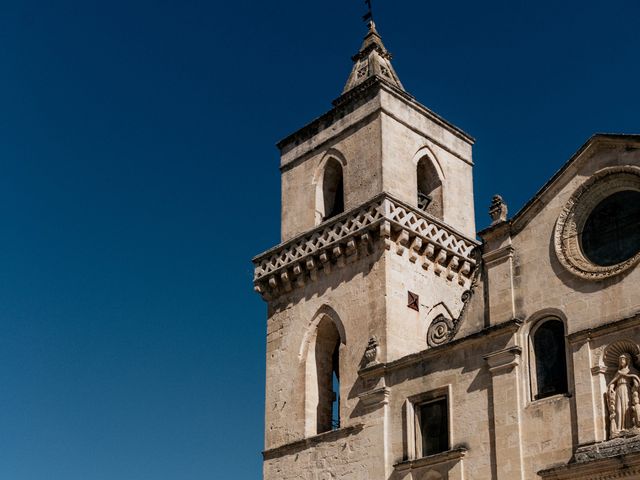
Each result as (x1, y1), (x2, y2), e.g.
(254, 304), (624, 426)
(313, 150), (347, 225)
(300, 305), (346, 436)
(413, 146), (444, 219)
(298, 304), (347, 360)
(412, 146), (445, 179)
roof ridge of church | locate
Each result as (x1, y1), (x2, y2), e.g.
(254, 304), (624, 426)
(479, 133), (640, 238)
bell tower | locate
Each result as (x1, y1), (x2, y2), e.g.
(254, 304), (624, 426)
(254, 21), (479, 479)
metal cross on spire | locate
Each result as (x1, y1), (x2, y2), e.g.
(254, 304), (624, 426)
(362, 0), (374, 23)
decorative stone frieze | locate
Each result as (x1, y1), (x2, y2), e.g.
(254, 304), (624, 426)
(253, 193), (478, 299)
(554, 166), (640, 280)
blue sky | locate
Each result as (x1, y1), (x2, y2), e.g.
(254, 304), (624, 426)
(0, 1), (638, 479)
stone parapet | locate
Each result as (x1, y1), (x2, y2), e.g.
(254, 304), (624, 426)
(253, 193), (479, 300)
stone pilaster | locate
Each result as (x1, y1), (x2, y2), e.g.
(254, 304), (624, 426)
(571, 334), (606, 446)
(484, 346), (524, 480)
(480, 221), (517, 327)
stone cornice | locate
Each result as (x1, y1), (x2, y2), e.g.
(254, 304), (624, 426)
(276, 77), (474, 156)
(277, 78), (382, 156)
(351, 42), (392, 62)
(357, 386), (391, 408)
(568, 311), (640, 344)
(376, 82), (475, 144)
(484, 346), (522, 374)
(482, 244), (515, 267)
(538, 444), (640, 479)
(358, 319), (523, 380)
(378, 102), (474, 166)
(253, 193), (479, 301)
(262, 424), (365, 461)
(394, 447), (468, 471)
(334, 75), (409, 108)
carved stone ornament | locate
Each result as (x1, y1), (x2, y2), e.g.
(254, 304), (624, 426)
(605, 345), (640, 439)
(364, 336), (380, 367)
(427, 314), (455, 347)
(426, 289), (475, 348)
(253, 194), (478, 300)
(488, 194), (508, 225)
(554, 166), (640, 280)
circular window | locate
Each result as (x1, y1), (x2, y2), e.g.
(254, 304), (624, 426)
(581, 191), (640, 266)
(554, 166), (640, 280)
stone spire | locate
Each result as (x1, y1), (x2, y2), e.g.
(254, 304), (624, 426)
(342, 21), (405, 94)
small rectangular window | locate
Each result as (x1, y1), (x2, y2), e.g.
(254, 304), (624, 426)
(416, 397), (449, 457)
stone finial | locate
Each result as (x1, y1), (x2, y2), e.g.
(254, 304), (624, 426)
(364, 336), (380, 367)
(341, 20), (404, 95)
(489, 195), (508, 225)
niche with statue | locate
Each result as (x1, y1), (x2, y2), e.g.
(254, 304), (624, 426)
(604, 341), (640, 439)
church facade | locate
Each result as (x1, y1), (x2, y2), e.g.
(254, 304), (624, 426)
(252, 22), (640, 479)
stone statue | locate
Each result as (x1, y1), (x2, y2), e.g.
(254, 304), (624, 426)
(633, 390), (640, 429)
(607, 353), (640, 438)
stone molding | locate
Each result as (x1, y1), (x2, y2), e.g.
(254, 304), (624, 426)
(277, 74), (474, 158)
(539, 439), (640, 479)
(262, 423), (365, 461)
(554, 166), (640, 280)
(484, 346), (522, 375)
(574, 437), (640, 464)
(357, 386), (390, 408)
(253, 193), (479, 300)
(358, 319), (523, 380)
(482, 244), (515, 267)
(568, 312), (640, 345)
(394, 447), (467, 472)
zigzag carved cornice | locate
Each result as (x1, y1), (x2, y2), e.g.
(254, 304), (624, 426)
(253, 193), (479, 300)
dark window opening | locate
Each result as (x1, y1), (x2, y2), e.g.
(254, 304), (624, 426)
(533, 320), (568, 400)
(322, 159), (344, 221)
(581, 190), (640, 266)
(418, 398), (449, 457)
(315, 317), (341, 434)
(417, 157), (443, 219)
(331, 369), (340, 430)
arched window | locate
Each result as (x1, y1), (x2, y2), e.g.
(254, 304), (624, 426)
(321, 158), (344, 221)
(531, 319), (568, 400)
(417, 156), (443, 219)
(304, 315), (342, 435)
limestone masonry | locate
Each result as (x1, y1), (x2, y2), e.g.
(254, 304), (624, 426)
(252, 21), (640, 480)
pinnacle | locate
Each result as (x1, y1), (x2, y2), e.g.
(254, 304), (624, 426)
(342, 21), (405, 94)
